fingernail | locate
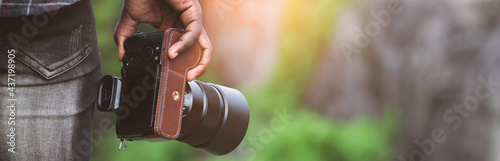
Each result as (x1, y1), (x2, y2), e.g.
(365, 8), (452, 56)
(172, 52), (178, 58)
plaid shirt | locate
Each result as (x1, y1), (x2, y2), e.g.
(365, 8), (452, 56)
(0, 0), (79, 17)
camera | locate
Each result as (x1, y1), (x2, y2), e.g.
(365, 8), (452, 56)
(96, 29), (249, 155)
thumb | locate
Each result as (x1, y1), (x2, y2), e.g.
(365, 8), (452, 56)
(114, 10), (138, 62)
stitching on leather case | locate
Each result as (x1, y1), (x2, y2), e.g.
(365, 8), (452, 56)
(170, 70), (184, 76)
(154, 28), (202, 139)
(154, 29), (169, 137)
(159, 30), (183, 139)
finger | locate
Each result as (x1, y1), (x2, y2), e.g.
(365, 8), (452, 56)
(154, 4), (181, 32)
(168, 24), (201, 59)
(114, 8), (139, 62)
(187, 29), (212, 81)
(167, 1), (202, 59)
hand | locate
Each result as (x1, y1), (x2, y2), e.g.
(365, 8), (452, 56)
(114, 0), (211, 81)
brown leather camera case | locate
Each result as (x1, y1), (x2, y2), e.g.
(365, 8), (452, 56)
(150, 28), (201, 140)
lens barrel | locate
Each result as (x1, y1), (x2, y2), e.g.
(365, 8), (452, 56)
(177, 80), (250, 155)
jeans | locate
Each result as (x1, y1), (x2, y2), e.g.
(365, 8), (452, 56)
(0, 0), (102, 160)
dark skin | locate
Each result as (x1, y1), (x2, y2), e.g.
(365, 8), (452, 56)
(114, 0), (212, 81)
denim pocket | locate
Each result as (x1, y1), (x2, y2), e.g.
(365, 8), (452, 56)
(0, 0), (97, 80)
(15, 24), (92, 79)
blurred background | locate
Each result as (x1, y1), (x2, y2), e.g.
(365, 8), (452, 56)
(90, 0), (500, 160)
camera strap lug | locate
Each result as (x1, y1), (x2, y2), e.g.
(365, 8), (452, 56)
(118, 139), (127, 151)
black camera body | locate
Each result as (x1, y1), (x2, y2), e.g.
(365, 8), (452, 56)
(100, 32), (163, 139)
(97, 30), (249, 155)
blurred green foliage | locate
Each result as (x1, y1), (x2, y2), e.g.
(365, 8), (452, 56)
(90, 0), (399, 160)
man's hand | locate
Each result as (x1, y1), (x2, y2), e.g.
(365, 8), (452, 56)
(114, 0), (211, 81)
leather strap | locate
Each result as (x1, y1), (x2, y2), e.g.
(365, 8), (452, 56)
(154, 28), (201, 139)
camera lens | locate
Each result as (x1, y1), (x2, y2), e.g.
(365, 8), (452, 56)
(177, 80), (249, 155)
(142, 46), (154, 59)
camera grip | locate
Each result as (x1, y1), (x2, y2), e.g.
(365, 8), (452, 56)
(154, 28), (201, 140)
